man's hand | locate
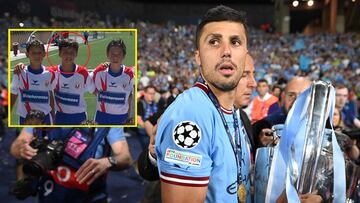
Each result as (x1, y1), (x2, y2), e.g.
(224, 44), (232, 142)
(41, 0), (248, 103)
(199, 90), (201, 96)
(125, 117), (134, 124)
(259, 128), (278, 146)
(14, 63), (26, 75)
(276, 191), (287, 203)
(299, 194), (323, 203)
(75, 158), (111, 185)
(276, 190), (323, 203)
(19, 137), (37, 160)
(148, 123), (158, 158)
(102, 62), (110, 69)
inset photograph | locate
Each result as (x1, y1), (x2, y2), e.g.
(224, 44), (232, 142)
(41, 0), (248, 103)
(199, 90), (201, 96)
(8, 29), (137, 127)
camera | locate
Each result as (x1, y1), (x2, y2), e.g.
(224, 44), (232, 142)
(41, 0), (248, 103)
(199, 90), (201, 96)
(9, 177), (38, 200)
(10, 131), (67, 200)
(343, 129), (360, 141)
(23, 138), (65, 177)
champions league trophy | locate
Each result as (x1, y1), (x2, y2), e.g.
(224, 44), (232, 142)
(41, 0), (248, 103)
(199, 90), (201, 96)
(296, 81), (332, 194)
(264, 81), (346, 203)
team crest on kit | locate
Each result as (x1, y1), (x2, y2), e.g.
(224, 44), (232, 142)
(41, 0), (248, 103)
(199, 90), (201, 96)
(75, 84), (81, 89)
(173, 121), (201, 149)
(109, 82), (117, 88)
(45, 81), (50, 87)
(123, 83), (127, 89)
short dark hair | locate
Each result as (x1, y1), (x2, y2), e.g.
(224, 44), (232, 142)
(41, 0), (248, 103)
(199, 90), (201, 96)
(59, 39), (79, 53)
(258, 79), (268, 85)
(272, 84), (282, 92)
(335, 83), (348, 90)
(24, 110), (45, 125)
(26, 39), (45, 52)
(195, 5), (248, 49)
(107, 39), (126, 56)
(144, 85), (156, 92)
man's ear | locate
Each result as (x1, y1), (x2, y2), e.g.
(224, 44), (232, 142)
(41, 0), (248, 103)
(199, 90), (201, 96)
(194, 50), (201, 66)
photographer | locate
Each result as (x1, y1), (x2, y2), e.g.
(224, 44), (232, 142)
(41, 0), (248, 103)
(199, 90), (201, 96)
(10, 127), (132, 203)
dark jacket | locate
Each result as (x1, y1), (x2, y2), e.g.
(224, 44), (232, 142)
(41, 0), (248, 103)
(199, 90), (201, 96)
(239, 109), (255, 156)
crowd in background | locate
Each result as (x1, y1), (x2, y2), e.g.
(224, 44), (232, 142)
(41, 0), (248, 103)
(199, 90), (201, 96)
(1, 10), (360, 127)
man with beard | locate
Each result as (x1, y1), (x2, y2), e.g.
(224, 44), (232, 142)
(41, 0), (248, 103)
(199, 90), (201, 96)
(155, 5), (249, 203)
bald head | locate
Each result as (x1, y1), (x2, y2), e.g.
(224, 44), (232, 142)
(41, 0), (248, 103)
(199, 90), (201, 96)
(245, 54), (254, 69)
(284, 77), (312, 112)
(235, 54), (257, 109)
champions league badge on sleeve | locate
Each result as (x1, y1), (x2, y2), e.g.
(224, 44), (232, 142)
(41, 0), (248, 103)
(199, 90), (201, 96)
(172, 121), (201, 149)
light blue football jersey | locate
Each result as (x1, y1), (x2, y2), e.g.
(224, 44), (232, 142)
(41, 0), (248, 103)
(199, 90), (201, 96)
(155, 83), (249, 203)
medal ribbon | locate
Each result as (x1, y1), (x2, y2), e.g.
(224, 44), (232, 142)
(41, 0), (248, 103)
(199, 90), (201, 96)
(196, 77), (244, 188)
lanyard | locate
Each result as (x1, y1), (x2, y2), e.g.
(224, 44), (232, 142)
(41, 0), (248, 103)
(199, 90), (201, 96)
(197, 77), (243, 184)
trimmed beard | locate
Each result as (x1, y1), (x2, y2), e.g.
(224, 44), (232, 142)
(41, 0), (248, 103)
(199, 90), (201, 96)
(209, 79), (239, 92)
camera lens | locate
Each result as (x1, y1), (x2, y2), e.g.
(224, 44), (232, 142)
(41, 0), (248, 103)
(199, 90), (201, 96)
(23, 162), (44, 177)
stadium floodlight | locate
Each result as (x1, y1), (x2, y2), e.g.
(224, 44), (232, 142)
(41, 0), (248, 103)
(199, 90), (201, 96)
(307, 0), (314, 7)
(352, 0), (355, 2)
(293, 0), (299, 7)
(19, 22), (24, 27)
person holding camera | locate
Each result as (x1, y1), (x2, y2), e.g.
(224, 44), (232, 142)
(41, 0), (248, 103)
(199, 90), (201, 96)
(10, 127), (132, 203)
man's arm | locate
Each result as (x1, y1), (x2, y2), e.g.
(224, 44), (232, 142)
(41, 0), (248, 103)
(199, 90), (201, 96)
(127, 93), (132, 116)
(49, 91), (55, 123)
(86, 70), (95, 94)
(138, 116), (145, 128)
(76, 130), (132, 185)
(353, 117), (360, 129)
(10, 70), (20, 109)
(110, 139), (133, 170)
(144, 120), (153, 138)
(127, 82), (135, 119)
(161, 182), (208, 203)
(127, 91), (134, 124)
(88, 71), (97, 96)
(137, 122), (159, 181)
(137, 100), (145, 127)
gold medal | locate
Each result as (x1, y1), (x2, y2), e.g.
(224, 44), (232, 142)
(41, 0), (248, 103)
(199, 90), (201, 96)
(237, 183), (247, 203)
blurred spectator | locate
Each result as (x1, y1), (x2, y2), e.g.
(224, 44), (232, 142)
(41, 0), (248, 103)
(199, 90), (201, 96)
(136, 85), (158, 149)
(335, 84), (360, 130)
(333, 107), (345, 131)
(247, 79), (278, 124)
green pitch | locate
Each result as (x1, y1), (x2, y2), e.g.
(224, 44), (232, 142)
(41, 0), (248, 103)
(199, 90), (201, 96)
(10, 31), (136, 125)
